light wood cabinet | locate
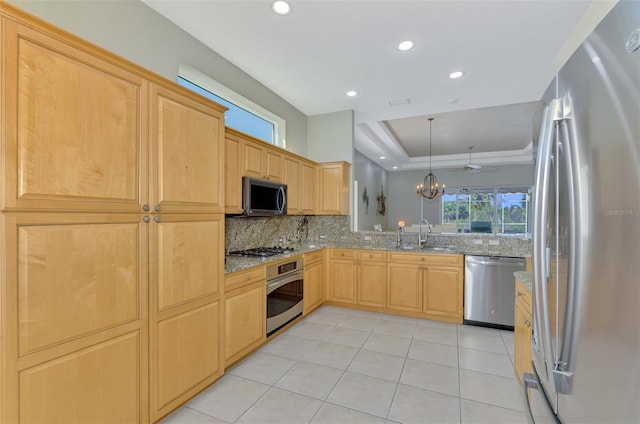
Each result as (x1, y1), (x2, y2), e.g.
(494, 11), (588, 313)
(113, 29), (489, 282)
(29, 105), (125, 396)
(1, 18), (147, 213)
(357, 251), (386, 308)
(423, 266), (463, 320)
(300, 161), (316, 214)
(514, 280), (533, 383)
(149, 214), (224, 420)
(223, 267), (266, 366)
(283, 156), (301, 215)
(329, 249), (386, 307)
(387, 262), (423, 313)
(241, 138), (283, 182)
(225, 130), (243, 214)
(224, 280), (266, 366)
(303, 250), (325, 314)
(316, 162), (351, 215)
(386, 252), (464, 323)
(0, 4), (227, 422)
(1, 212), (149, 423)
(150, 83), (225, 214)
(329, 256), (358, 304)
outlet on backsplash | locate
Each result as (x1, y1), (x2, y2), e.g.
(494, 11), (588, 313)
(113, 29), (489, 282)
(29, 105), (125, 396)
(489, 239), (500, 246)
(473, 239), (483, 245)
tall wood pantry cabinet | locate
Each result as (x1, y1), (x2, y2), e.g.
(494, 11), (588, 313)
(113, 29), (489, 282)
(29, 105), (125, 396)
(0, 4), (226, 423)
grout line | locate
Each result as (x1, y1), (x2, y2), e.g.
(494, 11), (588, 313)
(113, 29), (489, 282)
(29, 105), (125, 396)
(457, 323), (463, 424)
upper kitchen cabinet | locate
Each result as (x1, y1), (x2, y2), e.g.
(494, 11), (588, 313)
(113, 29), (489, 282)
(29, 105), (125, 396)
(299, 160), (316, 214)
(316, 162), (351, 215)
(283, 156), (300, 215)
(225, 129), (243, 214)
(1, 19), (148, 213)
(241, 135), (283, 182)
(149, 83), (225, 214)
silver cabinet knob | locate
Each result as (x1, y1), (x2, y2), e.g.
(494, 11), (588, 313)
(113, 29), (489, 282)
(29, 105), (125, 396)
(142, 216), (150, 223)
(154, 216), (161, 223)
(142, 204), (150, 212)
(154, 204), (162, 212)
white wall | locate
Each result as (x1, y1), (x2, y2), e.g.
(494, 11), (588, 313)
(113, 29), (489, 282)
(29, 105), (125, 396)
(387, 163), (534, 228)
(353, 151), (388, 231)
(307, 110), (354, 163)
(8, 0), (309, 156)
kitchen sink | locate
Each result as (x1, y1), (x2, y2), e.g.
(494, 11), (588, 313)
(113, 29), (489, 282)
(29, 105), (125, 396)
(420, 245), (456, 252)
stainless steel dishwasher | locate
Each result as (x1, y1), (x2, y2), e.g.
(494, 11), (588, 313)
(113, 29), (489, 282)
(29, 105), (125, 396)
(463, 255), (526, 330)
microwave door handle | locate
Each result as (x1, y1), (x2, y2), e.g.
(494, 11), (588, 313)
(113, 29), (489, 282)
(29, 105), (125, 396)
(278, 186), (286, 214)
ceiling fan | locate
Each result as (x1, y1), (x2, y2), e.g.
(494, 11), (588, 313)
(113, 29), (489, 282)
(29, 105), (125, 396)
(457, 146), (499, 174)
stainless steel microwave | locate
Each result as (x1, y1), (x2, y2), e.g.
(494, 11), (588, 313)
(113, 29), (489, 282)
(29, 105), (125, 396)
(242, 177), (287, 216)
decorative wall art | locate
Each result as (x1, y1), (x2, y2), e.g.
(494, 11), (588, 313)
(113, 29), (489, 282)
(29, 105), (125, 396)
(377, 185), (386, 216)
(362, 186), (370, 215)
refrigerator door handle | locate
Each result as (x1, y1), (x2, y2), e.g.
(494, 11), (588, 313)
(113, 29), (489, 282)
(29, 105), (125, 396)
(532, 99), (562, 387)
(552, 104), (582, 395)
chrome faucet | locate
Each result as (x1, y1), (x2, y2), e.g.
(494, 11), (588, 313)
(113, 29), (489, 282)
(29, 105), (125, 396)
(396, 225), (403, 247)
(418, 218), (431, 246)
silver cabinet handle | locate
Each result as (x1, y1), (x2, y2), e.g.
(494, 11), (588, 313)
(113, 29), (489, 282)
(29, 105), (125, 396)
(154, 216), (161, 223)
(142, 216), (150, 223)
(142, 204), (150, 212)
(154, 204), (162, 212)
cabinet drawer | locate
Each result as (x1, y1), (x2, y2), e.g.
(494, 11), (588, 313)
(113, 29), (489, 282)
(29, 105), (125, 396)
(515, 280), (532, 311)
(331, 248), (356, 259)
(304, 250), (325, 264)
(387, 251), (463, 267)
(358, 250), (386, 261)
(225, 266), (265, 291)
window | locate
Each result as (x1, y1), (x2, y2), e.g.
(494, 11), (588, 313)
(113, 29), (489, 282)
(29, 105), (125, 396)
(177, 64), (286, 147)
(442, 188), (530, 235)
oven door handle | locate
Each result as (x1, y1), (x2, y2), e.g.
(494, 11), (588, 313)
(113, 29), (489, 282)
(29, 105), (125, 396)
(267, 271), (303, 294)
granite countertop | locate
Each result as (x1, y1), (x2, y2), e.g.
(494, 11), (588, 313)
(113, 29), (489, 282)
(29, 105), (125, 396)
(514, 271), (532, 292)
(225, 242), (530, 274)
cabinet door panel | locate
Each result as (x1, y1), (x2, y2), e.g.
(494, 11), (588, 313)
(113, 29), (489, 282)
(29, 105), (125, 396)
(300, 162), (316, 214)
(225, 283), (265, 363)
(5, 22), (146, 211)
(151, 86), (224, 212)
(264, 149), (283, 182)
(358, 261), (386, 307)
(386, 263), (422, 312)
(304, 259), (324, 313)
(19, 331), (141, 423)
(423, 267), (463, 320)
(514, 297), (532, 382)
(283, 157), (300, 214)
(154, 216), (223, 311)
(242, 142), (263, 179)
(16, 217), (142, 356)
(330, 259), (356, 304)
(156, 301), (221, 410)
(225, 134), (242, 213)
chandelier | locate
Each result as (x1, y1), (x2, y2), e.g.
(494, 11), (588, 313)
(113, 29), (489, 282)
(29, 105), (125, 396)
(416, 118), (445, 199)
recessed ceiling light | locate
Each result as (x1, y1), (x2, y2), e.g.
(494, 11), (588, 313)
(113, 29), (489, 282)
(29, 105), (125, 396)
(272, 1), (291, 15)
(449, 71), (464, 79)
(397, 40), (414, 51)
(346, 90), (358, 97)
(379, 156), (386, 160)
(448, 97), (461, 104)
(393, 166), (398, 169)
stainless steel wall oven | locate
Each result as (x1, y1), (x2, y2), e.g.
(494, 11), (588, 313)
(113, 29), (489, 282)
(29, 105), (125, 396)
(266, 258), (303, 336)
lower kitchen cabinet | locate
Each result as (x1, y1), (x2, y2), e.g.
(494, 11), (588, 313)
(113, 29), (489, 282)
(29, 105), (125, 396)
(224, 280), (266, 366)
(423, 266), (463, 320)
(357, 251), (386, 308)
(329, 250), (358, 304)
(514, 279), (533, 383)
(387, 262), (423, 313)
(386, 252), (464, 323)
(329, 249), (387, 307)
(303, 250), (325, 314)
(149, 214), (224, 421)
(0, 213), (149, 423)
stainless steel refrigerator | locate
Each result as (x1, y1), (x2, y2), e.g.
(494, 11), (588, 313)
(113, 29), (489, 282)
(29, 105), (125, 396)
(525, 1), (640, 423)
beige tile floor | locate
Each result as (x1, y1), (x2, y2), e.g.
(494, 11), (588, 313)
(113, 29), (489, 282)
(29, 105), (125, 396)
(161, 306), (543, 424)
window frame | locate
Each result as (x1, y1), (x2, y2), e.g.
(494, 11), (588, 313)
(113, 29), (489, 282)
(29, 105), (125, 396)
(178, 64), (286, 148)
